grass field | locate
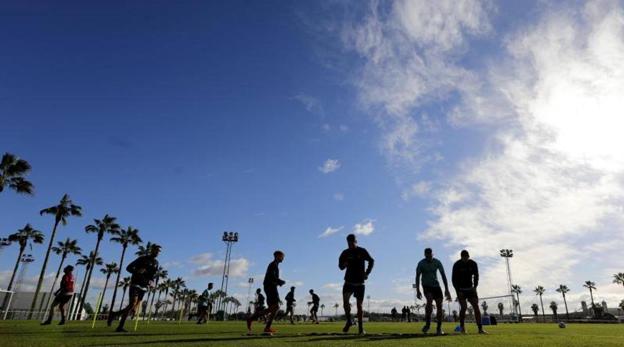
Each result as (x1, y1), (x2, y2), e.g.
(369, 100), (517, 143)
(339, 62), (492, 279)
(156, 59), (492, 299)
(1, 320), (623, 346)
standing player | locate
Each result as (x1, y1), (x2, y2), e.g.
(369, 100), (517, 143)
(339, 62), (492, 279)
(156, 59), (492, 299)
(253, 288), (266, 315)
(452, 250), (486, 334)
(246, 250), (286, 335)
(416, 247), (451, 335)
(284, 286), (296, 324)
(108, 244), (160, 332)
(197, 282), (213, 324)
(339, 234), (374, 334)
(308, 289), (320, 324)
(41, 265), (75, 325)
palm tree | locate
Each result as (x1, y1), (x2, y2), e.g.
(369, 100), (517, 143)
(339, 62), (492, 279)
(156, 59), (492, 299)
(4, 225), (44, 296)
(497, 302), (504, 319)
(619, 299), (624, 313)
(74, 251), (103, 318)
(0, 153), (34, 195)
(511, 284), (522, 321)
(531, 303), (539, 319)
(146, 267), (167, 319)
(78, 214), (120, 314)
(160, 279), (175, 319)
(534, 286), (546, 322)
(117, 277), (132, 311)
(556, 284), (570, 320)
(549, 301), (558, 321)
(320, 303), (325, 316)
(333, 303), (339, 316)
(30, 194), (82, 317)
(170, 277), (186, 314)
(99, 262), (119, 306)
(583, 281), (597, 316)
(108, 227), (142, 313)
(44, 238), (81, 310)
(612, 273), (624, 288)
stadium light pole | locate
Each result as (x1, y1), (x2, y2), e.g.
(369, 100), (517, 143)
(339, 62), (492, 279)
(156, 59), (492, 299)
(499, 249), (516, 318)
(412, 283), (418, 307)
(246, 277), (254, 313)
(218, 231), (238, 314)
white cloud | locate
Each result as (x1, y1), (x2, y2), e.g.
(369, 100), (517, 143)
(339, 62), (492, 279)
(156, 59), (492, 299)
(293, 93), (324, 115)
(319, 159), (341, 174)
(333, 192), (344, 201)
(353, 219), (375, 236)
(401, 180), (431, 201)
(191, 253), (249, 278)
(319, 226), (343, 238)
(323, 282), (342, 291)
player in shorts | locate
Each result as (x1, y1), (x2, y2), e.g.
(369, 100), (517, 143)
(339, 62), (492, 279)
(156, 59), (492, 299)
(41, 265), (75, 326)
(108, 244), (160, 332)
(452, 250), (486, 334)
(246, 250), (285, 335)
(197, 282), (213, 324)
(284, 286), (296, 324)
(308, 289), (320, 324)
(339, 234), (374, 334)
(416, 248), (451, 335)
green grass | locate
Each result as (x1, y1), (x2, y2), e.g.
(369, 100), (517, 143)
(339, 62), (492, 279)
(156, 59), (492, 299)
(1, 320), (623, 346)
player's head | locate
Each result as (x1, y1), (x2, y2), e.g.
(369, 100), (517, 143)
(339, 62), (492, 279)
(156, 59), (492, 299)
(256, 288), (261, 294)
(424, 248), (433, 260)
(64, 265), (74, 274)
(460, 250), (470, 262)
(149, 244), (162, 257)
(346, 234), (357, 249)
(208, 282), (214, 289)
(309, 289), (314, 294)
(290, 286), (295, 292)
(274, 250), (285, 262)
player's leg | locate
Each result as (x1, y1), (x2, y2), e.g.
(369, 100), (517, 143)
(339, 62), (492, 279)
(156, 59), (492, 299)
(355, 288), (365, 335)
(458, 293), (468, 333)
(423, 288), (433, 333)
(58, 298), (68, 324)
(434, 296), (444, 335)
(42, 297), (59, 325)
(468, 296), (486, 333)
(264, 303), (279, 332)
(342, 284), (354, 332)
(117, 294), (140, 332)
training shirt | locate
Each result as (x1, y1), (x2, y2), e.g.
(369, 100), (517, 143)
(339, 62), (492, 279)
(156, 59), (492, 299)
(263, 260), (285, 287)
(199, 289), (212, 306)
(255, 293), (265, 308)
(339, 247), (375, 284)
(285, 291), (295, 305)
(416, 258), (445, 288)
(311, 293), (320, 305)
(452, 259), (479, 290)
(60, 273), (75, 295)
(127, 255), (159, 288)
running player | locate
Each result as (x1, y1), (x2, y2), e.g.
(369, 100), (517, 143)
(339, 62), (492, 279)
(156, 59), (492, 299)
(197, 282), (213, 324)
(416, 247), (451, 335)
(452, 250), (486, 334)
(339, 234), (374, 334)
(253, 288), (266, 314)
(308, 289), (320, 324)
(108, 244), (160, 332)
(284, 286), (296, 324)
(246, 250), (286, 335)
(41, 265), (75, 326)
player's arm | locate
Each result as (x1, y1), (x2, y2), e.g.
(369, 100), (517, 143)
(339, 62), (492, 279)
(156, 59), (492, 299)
(364, 250), (374, 278)
(126, 258), (140, 273)
(451, 262), (459, 290)
(338, 251), (347, 270)
(415, 264), (422, 299)
(438, 262), (452, 301)
(473, 261), (479, 288)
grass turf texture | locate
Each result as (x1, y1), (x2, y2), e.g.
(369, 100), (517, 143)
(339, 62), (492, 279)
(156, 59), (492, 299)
(1, 321), (623, 346)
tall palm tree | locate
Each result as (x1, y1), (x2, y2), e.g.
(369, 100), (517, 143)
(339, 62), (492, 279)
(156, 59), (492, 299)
(497, 302), (504, 319)
(160, 279), (175, 319)
(583, 281), (597, 316)
(153, 281), (168, 318)
(78, 214), (120, 314)
(108, 227), (142, 313)
(511, 284), (523, 321)
(531, 303), (539, 319)
(333, 303), (339, 316)
(117, 277), (132, 311)
(5, 225), (44, 294)
(555, 284), (570, 320)
(74, 251), (103, 318)
(0, 153), (34, 195)
(320, 303), (325, 316)
(30, 194), (82, 317)
(534, 286), (546, 322)
(145, 267), (167, 319)
(612, 273), (624, 288)
(136, 241), (161, 257)
(99, 262), (119, 310)
(549, 301), (558, 321)
(170, 277), (186, 314)
(43, 238), (81, 310)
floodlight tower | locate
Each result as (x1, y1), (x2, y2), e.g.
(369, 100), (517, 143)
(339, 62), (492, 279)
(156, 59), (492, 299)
(246, 277), (254, 312)
(218, 231), (238, 313)
(499, 249), (517, 317)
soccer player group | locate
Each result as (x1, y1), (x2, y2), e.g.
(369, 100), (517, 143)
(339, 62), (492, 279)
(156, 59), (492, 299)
(41, 234), (485, 336)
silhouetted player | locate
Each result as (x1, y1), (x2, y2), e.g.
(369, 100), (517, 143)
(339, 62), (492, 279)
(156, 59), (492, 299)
(108, 245), (160, 332)
(308, 289), (320, 324)
(452, 250), (486, 334)
(416, 247), (451, 335)
(339, 234), (374, 334)
(253, 288), (266, 314)
(197, 282), (213, 324)
(246, 250), (286, 335)
(41, 265), (75, 325)
(284, 286), (296, 324)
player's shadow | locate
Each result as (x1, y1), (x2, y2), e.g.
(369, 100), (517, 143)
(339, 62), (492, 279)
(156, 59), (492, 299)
(304, 332), (451, 342)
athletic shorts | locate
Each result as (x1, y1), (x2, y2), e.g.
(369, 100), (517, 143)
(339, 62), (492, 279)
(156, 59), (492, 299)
(286, 304), (294, 312)
(343, 282), (365, 301)
(423, 285), (443, 300)
(53, 294), (72, 306)
(264, 285), (280, 306)
(129, 285), (147, 301)
(456, 288), (478, 301)
(311, 304), (319, 313)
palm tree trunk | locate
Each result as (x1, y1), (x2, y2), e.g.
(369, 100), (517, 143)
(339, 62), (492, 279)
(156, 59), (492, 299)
(563, 294), (569, 320)
(29, 220), (60, 319)
(2, 246), (24, 309)
(43, 254), (66, 312)
(161, 290), (170, 319)
(101, 274), (111, 313)
(152, 290), (162, 321)
(78, 238), (102, 316)
(109, 246), (127, 312)
(516, 294), (523, 322)
(539, 295), (545, 322)
(119, 286), (128, 311)
(146, 278), (160, 320)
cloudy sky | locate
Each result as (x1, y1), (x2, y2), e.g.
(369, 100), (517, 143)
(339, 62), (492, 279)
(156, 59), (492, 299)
(1, 0), (623, 314)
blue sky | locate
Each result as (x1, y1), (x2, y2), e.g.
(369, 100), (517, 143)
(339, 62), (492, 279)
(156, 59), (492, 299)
(2, 0), (623, 314)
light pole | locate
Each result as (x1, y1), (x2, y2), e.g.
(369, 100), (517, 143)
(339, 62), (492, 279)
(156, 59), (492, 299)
(246, 277), (254, 313)
(499, 249), (516, 318)
(412, 283), (418, 307)
(366, 295), (371, 316)
(218, 231), (238, 314)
